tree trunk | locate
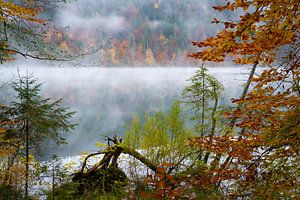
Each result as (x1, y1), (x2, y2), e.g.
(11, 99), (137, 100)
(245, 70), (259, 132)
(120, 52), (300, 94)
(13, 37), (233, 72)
(201, 70), (205, 136)
(226, 61), (258, 134)
(120, 145), (157, 172)
(52, 166), (55, 200)
(25, 118), (29, 199)
(214, 60), (259, 171)
(25, 77), (29, 199)
(204, 91), (218, 164)
(79, 143), (158, 175)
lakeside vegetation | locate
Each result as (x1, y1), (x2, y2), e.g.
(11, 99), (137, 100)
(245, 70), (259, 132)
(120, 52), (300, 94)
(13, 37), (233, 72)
(0, 0), (299, 199)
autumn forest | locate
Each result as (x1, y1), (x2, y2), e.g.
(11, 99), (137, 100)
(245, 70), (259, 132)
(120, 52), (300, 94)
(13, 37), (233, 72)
(0, 0), (299, 199)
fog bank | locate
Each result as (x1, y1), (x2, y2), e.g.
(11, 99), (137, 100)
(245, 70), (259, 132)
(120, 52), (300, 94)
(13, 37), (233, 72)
(0, 65), (250, 158)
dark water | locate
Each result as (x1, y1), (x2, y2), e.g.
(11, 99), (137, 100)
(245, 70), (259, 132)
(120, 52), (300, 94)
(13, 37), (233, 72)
(0, 66), (250, 157)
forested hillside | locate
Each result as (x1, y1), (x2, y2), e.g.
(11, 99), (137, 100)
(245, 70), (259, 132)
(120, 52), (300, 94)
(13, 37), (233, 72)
(46, 0), (228, 66)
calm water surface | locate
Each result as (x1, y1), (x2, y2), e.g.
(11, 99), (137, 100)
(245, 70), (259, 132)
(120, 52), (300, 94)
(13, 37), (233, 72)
(0, 66), (250, 157)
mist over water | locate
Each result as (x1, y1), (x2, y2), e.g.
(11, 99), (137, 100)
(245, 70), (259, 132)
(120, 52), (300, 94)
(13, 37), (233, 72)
(0, 0), (249, 158)
(0, 65), (251, 158)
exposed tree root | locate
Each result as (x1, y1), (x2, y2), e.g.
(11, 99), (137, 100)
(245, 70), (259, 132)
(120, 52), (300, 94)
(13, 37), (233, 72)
(72, 135), (159, 195)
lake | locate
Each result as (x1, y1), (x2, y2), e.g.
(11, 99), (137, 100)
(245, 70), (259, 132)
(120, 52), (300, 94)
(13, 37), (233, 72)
(0, 65), (250, 158)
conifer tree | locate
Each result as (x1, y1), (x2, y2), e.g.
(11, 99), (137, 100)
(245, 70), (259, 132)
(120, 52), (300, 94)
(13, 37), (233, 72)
(1, 74), (76, 198)
(182, 65), (223, 136)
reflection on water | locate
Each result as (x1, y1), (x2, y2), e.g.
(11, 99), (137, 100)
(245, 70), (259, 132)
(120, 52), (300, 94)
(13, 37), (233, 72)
(0, 66), (250, 158)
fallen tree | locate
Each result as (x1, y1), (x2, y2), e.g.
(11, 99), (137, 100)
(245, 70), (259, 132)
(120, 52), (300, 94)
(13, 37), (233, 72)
(78, 135), (158, 174)
(69, 135), (159, 196)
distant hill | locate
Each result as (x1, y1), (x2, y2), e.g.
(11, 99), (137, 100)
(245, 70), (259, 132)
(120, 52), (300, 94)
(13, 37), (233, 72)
(46, 0), (230, 66)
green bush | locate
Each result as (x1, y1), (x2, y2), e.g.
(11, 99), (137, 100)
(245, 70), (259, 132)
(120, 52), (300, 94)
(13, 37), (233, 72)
(0, 184), (24, 200)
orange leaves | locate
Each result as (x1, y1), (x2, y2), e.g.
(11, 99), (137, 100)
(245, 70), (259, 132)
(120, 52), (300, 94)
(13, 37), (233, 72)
(156, 167), (165, 174)
(191, 0), (300, 64)
(189, 1), (299, 197)
(234, 57), (256, 64)
(213, 1), (235, 12)
(0, 0), (50, 62)
(190, 29), (236, 62)
(142, 164), (184, 199)
(212, 18), (236, 29)
(228, 63), (300, 152)
(157, 49), (169, 64)
(213, 0), (251, 12)
(210, 168), (243, 183)
(224, 22), (236, 29)
(161, 162), (174, 167)
(0, 0), (43, 24)
(192, 30), (235, 48)
(188, 136), (258, 161)
(190, 49), (225, 62)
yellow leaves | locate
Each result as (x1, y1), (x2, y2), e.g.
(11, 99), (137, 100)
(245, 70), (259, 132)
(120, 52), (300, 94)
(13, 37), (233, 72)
(0, 14), (5, 22)
(145, 48), (155, 65)
(0, 0), (43, 23)
(94, 141), (107, 148)
(110, 48), (119, 65)
(159, 33), (168, 44)
(19, 154), (35, 163)
(0, 128), (5, 134)
(0, 0), (48, 62)
(0, 146), (15, 157)
(64, 161), (77, 171)
(1, 162), (26, 187)
(234, 57), (256, 65)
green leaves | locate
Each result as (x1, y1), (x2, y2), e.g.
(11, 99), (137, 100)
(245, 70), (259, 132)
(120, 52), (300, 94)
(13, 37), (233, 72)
(1, 74), (76, 153)
(0, 74), (76, 198)
(182, 65), (224, 136)
(11, 76), (76, 152)
(123, 100), (192, 166)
